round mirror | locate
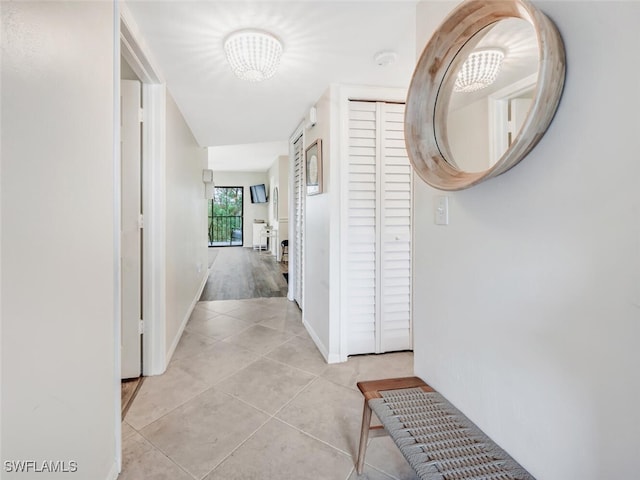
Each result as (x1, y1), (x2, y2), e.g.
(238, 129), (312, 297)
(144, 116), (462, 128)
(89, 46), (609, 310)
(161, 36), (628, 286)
(405, 0), (565, 190)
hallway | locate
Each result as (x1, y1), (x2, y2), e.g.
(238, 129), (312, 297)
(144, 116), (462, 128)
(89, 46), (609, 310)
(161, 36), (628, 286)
(121, 297), (416, 479)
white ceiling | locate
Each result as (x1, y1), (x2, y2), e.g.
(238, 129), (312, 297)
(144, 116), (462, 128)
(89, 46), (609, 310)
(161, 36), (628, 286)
(124, 1), (418, 171)
(208, 140), (289, 172)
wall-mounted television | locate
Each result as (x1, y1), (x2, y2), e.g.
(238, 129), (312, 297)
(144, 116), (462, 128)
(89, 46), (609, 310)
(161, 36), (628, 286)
(250, 184), (268, 203)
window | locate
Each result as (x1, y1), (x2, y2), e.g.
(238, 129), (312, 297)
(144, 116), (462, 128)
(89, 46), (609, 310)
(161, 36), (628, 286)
(208, 187), (243, 246)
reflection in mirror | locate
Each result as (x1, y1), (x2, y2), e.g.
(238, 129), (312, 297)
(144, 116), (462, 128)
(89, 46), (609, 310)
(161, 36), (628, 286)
(272, 186), (278, 219)
(440, 18), (539, 173)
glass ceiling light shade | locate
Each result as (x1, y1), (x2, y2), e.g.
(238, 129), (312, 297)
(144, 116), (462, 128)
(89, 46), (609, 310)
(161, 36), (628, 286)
(224, 29), (283, 82)
(454, 48), (505, 93)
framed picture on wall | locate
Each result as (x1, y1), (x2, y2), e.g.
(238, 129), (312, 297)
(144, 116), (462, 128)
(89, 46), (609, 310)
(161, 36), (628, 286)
(305, 139), (323, 195)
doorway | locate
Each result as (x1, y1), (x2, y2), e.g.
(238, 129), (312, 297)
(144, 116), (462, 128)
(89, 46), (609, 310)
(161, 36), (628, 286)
(120, 71), (143, 380)
(208, 186), (244, 247)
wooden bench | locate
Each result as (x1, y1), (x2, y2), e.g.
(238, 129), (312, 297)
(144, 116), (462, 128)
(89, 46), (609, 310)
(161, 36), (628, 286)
(356, 377), (535, 480)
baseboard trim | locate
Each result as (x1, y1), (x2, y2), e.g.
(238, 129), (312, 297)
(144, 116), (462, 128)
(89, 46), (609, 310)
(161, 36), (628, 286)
(165, 272), (208, 365)
(106, 461), (119, 480)
(302, 317), (342, 364)
(302, 318), (329, 362)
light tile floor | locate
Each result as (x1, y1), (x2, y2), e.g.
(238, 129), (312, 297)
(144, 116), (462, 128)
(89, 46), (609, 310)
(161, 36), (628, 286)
(121, 297), (418, 480)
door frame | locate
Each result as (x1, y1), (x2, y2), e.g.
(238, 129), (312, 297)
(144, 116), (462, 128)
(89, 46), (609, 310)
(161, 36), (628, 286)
(121, 4), (167, 378)
(488, 73), (537, 165)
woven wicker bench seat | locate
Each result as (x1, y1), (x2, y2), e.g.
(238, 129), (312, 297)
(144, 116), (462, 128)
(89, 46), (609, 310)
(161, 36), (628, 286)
(356, 377), (535, 480)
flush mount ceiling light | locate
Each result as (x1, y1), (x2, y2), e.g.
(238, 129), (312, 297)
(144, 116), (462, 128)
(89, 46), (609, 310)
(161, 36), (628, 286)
(454, 48), (505, 93)
(223, 29), (283, 82)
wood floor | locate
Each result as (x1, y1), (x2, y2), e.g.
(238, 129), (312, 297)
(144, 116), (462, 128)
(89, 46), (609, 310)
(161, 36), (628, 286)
(121, 377), (143, 419)
(199, 247), (288, 301)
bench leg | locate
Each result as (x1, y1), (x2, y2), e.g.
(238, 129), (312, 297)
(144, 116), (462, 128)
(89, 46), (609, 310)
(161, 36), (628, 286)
(356, 399), (372, 474)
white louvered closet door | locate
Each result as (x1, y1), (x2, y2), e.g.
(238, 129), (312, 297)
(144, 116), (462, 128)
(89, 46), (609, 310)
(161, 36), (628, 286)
(380, 103), (413, 352)
(292, 133), (304, 308)
(346, 101), (412, 355)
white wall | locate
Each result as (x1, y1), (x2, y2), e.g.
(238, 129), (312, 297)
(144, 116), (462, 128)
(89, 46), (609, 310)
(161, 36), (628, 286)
(302, 89), (333, 360)
(210, 171), (269, 246)
(165, 92), (209, 358)
(448, 99), (490, 172)
(413, 2), (640, 479)
(1, 2), (118, 478)
(267, 155), (289, 258)
(267, 160), (279, 232)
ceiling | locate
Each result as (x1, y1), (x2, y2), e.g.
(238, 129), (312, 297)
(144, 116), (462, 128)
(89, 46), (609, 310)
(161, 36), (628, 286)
(124, 1), (418, 171)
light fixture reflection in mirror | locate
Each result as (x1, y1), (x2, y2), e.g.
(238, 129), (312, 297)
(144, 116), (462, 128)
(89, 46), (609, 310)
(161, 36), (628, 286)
(441, 18), (540, 174)
(454, 48), (505, 93)
(405, 0), (565, 191)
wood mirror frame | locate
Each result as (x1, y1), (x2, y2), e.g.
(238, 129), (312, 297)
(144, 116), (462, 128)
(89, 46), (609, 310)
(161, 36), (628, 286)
(405, 0), (565, 191)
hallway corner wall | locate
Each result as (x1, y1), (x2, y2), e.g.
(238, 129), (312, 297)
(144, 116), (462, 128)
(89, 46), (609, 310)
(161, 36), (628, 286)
(1, 2), (119, 478)
(164, 91), (209, 361)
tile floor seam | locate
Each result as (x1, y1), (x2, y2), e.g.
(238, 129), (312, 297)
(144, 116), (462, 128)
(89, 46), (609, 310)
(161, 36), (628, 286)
(171, 353), (261, 389)
(319, 371), (362, 392)
(197, 304), (230, 314)
(206, 355), (262, 388)
(221, 335), (296, 357)
(358, 447), (405, 480)
(131, 383), (216, 432)
(185, 315), (257, 342)
(181, 329), (221, 342)
(208, 322), (256, 342)
(210, 354), (318, 414)
(352, 462), (404, 480)
(343, 466), (357, 480)
(274, 415), (358, 461)
(216, 388), (283, 419)
(191, 305), (221, 316)
(173, 337), (222, 362)
(256, 333), (299, 357)
(185, 314), (219, 324)
(260, 348), (328, 377)
(222, 309), (266, 322)
(264, 372), (321, 419)
(197, 409), (276, 479)
(134, 432), (201, 480)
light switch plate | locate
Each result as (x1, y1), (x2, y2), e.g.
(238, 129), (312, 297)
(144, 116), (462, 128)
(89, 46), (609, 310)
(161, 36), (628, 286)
(435, 195), (449, 225)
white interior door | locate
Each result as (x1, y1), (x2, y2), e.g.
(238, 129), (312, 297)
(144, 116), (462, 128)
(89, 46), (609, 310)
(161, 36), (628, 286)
(292, 133), (304, 308)
(379, 102), (412, 352)
(121, 79), (142, 379)
(346, 101), (378, 354)
(346, 101), (412, 355)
